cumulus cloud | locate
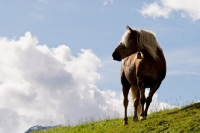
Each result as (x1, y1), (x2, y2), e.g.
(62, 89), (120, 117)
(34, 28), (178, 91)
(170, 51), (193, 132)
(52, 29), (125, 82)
(140, 2), (171, 19)
(0, 32), (173, 133)
(140, 0), (200, 21)
(0, 32), (122, 133)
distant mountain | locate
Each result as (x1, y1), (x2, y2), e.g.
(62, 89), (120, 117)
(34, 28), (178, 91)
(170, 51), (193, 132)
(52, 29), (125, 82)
(25, 125), (60, 133)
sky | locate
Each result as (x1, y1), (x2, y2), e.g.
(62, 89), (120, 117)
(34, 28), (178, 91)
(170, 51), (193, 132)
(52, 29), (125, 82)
(0, 0), (200, 133)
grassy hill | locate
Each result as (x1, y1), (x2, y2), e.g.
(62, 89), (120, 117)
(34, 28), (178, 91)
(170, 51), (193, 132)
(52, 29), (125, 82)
(33, 102), (200, 133)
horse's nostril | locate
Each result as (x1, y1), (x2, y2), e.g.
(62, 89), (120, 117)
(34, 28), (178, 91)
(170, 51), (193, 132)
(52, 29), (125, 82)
(112, 51), (118, 57)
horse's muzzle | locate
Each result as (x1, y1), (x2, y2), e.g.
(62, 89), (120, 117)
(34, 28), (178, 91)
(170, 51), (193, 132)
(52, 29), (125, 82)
(112, 51), (122, 61)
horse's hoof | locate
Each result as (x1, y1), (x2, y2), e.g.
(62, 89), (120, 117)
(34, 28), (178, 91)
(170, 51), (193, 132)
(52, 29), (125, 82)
(123, 121), (128, 125)
(140, 116), (146, 121)
(133, 116), (138, 122)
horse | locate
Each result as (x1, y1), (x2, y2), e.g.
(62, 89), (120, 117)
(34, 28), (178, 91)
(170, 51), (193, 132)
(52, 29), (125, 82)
(112, 26), (166, 125)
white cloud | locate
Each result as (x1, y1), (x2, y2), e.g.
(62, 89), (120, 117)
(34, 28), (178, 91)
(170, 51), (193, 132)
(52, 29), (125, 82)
(103, 1), (108, 6)
(0, 32), (122, 133)
(140, 2), (171, 19)
(0, 32), (173, 133)
(140, 0), (200, 21)
(103, 0), (113, 6)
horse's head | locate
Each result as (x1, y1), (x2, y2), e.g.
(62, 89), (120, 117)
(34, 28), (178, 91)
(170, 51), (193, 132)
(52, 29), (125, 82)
(112, 26), (139, 61)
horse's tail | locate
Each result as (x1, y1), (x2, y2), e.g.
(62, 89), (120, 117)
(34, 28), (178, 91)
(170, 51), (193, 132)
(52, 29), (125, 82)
(130, 85), (141, 117)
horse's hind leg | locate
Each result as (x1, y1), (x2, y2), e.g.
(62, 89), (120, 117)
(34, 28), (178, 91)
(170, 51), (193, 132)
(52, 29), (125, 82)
(121, 73), (131, 125)
(144, 82), (161, 117)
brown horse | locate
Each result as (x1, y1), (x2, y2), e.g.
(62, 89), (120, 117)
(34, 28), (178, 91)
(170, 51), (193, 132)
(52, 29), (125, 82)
(112, 26), (166, 125)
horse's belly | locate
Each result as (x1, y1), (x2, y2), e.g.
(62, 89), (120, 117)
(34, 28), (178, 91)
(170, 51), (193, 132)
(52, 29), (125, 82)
(142, 76), (156, 88)
(124, 65), (160, 87)
(125, 73), (156, 87)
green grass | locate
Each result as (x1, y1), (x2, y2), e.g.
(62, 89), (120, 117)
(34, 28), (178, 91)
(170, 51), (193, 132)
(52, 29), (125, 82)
(33, 102), (200, 133)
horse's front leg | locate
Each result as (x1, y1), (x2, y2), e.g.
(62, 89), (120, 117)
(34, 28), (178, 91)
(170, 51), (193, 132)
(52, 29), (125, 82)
(137, 77), (146, 121)
(122, 85), (130, 125)
(121, 71), (131, 125)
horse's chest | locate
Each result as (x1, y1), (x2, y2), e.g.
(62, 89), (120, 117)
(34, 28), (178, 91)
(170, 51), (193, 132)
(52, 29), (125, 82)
(123, 62), (137, 84)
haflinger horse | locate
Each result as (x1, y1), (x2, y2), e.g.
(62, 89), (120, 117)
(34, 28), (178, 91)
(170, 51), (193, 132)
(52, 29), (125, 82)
(112, 26), (166, 125)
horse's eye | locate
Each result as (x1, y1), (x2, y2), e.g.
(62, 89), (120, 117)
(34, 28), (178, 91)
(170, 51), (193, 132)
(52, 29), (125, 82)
(122, 45), (126, 49)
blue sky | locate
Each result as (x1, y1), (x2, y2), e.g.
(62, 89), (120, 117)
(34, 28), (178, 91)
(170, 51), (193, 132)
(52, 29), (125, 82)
(0, 0), (200, 132)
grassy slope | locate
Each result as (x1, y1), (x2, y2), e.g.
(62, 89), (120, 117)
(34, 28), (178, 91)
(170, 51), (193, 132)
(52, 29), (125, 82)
(33, 102), (200, 133)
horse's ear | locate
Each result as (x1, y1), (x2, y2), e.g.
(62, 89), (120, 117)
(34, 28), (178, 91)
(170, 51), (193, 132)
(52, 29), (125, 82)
(126, 25), (132, 31)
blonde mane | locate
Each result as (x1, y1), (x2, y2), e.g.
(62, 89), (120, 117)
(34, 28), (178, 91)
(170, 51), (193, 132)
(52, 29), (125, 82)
(138, 30), (161, 60)
(120, 29), (161, 60)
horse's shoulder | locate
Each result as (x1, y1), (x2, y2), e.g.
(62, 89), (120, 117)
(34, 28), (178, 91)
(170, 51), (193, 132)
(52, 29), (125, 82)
(123, 54), (137, 65)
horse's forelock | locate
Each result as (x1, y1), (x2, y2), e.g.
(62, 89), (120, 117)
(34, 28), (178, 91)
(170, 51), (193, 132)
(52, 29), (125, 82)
(121, 30), (131, 47)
